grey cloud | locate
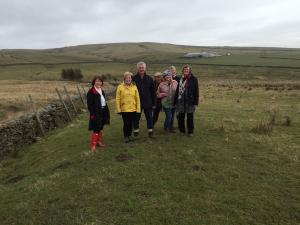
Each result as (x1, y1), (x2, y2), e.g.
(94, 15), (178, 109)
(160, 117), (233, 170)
(0, 0), (299, 48)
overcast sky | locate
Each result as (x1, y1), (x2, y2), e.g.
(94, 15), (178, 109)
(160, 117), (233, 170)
(1, 0), (300, 49)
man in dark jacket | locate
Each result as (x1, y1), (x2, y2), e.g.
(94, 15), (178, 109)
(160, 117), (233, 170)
(174, 65), (199, 137)
(133, 61), (156, 138)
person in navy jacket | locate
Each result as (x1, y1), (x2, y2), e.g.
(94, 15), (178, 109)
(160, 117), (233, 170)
(132, 61), (156, 138)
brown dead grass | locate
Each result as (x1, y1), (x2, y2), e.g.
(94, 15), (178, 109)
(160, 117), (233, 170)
(204, 79), (300, 90)
(0, 80), (114, 123)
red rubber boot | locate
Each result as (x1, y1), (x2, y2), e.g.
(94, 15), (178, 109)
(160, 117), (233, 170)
(97, 130), (106, 148)
(90, 133), (98, 152)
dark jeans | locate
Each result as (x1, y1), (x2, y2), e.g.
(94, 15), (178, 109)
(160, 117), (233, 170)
(171, 108), (176, 129)
(134, 108), (154, 131)
(153, 104), (161, 126)
(121, 112), (136, 137)
(163, 107), (175, 130)
(178, 112), (194, 134)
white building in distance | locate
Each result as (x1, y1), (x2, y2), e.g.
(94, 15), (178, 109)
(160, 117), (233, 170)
(183, 52), (223, 58)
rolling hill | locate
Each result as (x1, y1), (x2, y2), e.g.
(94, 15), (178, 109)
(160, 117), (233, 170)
(1, 42), (300, 81)
(1, 42), (300, 66)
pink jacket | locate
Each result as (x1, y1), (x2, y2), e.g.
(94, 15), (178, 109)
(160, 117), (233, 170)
(157, 80), (178, 100)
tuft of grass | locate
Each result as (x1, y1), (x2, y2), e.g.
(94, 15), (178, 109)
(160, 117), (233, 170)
(251, 118), (274, 134)
(269, 113), (276, 125)
(283, 116), (292, 126)
(210, 120), (225, 133)
(267, 106), (278, 125)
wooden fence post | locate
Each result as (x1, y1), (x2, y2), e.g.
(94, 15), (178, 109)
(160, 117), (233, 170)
(55, 88), (72, 121)
(64, 86), (78, 116)
(28, 94), (46, 137)
(77, 85), (85, 107)
(81, 85), (87, 99)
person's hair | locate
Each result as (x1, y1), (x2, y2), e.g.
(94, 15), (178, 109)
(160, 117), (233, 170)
(91, 75), (103, 86)
(154, 72), (162, 77)
(169, 65), (176, 70)
(182, 64), (192, 74)
(136, 61), (146, 69)
(123, 71), (133, 79)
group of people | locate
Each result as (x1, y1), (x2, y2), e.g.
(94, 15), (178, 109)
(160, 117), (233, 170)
(87, 62), (199, 151)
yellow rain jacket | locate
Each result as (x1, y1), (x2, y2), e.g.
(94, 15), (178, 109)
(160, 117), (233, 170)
(116, 82), (141, 113)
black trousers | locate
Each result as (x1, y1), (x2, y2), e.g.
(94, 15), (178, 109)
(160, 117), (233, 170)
(178, 112), (194, 134)
(91, 120), (104, 133)
(121, 112), (136, 137)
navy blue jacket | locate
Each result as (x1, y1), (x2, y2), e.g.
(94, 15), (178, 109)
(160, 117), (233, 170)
(133, 73), (156, 109)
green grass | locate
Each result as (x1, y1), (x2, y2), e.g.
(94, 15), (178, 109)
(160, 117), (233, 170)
(1, 85), (299, 225)
(1, 42), (300, 81)
(1, 62), (300, 82)
(0, 62), (133, 81)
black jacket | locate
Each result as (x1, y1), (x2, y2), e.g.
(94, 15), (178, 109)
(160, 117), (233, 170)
(173, 75), (181, 83)
(133, 73), (156, 109)
(87, 87), (110, 130)
(174, 74), (199, 106)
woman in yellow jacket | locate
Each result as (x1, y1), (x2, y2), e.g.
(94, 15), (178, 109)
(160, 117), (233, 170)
(116, 72), (141, 142)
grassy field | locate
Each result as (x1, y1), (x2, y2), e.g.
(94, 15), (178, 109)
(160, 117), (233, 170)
(0, 81), (299, 225)
(1, 42), (300, 81)
(0, 42), (299, 224)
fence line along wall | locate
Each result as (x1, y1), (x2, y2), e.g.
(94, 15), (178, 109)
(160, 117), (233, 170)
(0, 88), (116, 157)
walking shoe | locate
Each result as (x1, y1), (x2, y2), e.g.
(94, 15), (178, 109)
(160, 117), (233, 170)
(133, 131), (139, 137)
(128, 136), (135, 142)
(124, 137), (130, 143)
(188, 133), (194, 137)
(179, 132), (185, 136)
(169, 128), (176, 133)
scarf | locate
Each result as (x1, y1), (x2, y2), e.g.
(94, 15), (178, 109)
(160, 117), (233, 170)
(178, 74), (191, 99)
(95, 87), (106, 107)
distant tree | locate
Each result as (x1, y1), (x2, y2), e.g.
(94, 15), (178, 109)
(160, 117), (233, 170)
(61, 68), (83, 81)
(100, 73), (112, 81)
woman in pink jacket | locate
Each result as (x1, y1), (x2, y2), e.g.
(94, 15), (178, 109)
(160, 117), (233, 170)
(157, 70), (178, 132)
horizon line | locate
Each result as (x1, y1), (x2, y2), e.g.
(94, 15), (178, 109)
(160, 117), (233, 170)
(1, 41), (300, 51)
